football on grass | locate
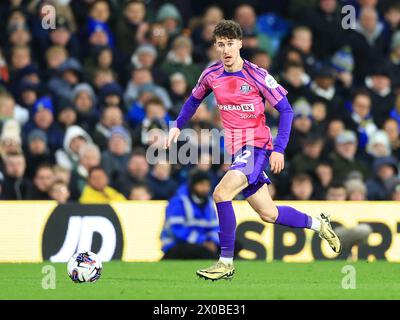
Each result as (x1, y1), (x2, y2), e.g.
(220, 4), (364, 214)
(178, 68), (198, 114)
(67, 251), (102, 283)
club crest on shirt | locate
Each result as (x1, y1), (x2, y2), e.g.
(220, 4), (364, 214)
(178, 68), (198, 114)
(240, 83), (251, 94)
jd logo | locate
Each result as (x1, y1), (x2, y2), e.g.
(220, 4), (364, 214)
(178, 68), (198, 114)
(42, 204), (123, 262)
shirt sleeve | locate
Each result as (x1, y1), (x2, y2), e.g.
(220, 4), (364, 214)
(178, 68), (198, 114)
(273, 96), (294, 154)
(245, 62), (288, 107)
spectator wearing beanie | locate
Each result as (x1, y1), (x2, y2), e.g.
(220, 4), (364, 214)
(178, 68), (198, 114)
(72, 83), (99, 132)
(47, 58), (82, 103)
(101, 126), (131, 182)
(24, 129), (55, 179)
(329, 130), (368, 182)
(367, 156), (399, 200)
(23, 96), (64, 152)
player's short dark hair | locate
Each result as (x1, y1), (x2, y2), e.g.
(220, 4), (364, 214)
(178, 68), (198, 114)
(212, 20), (243, 42)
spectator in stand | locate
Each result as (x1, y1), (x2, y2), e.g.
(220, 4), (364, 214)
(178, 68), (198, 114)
(49, 180), (71, 204)
(326, 182), (347, 200)
(92, 105), (124, 150)
(161, 169), (219, 260)
(290, 135), (325, 176)
(92, 67), (116, 92)
(279, 62), (311, 105)
(114, 148), (149, 197)
(278, 26), (317, 74)
(383, 118), (400, 160)
(286, 173), (315, 200)
(345, 178), (367, 201)
(286, 99), (314, 159)
(234, 4), (273, 57)
(391, 183), (400, 200)
(0, 91), (29, 126)
(55, 125), (92, 172)
(365, 130), (392, 165)
(2, 152), (31, 200)
(132, 97), (170, 147)
(161, 35), (202, 88)
(344, 90), (378, 151)
(26, 163), (54, 200)
(129, 182), (152, 200)
(9, 45), (32, 85)
(17, 80), (40, 111)
(116, 0), (148, 57)
(168, 72), (190, 118)
(44, 16), (80, 61)
(367, 156), (399, 200)
(147, 160), (178, 200)
(79, 166), (126, 204)
(388, 31), (400, 91)
(23, 97), (64, 152)
(309, 65), (344, 120)
(24, 129), (55, 179)
(130, 44), (167, 87)
(191, 5), (224, 64)
(348, 6), (390, 85)
(47, 58), (82, 103)
(57, 101), (78, 131)
(101, 126), (131, 181)
(302, 0), (346, 60)
(314, 161), (334, 199)
(155, 3), (182, 41)
(329, 130), (368, 182)
(365, 66), (397, 128)
(0, 119), (22, 170)
(43, 46), (68, 82)
(53, 165), (71, 187)
(72, 83), (98, 133)
(148, 22), (170, 65)
(124, 67), (172, 115)
(70, 143), (101, 200)
(86, 0), (115, 51)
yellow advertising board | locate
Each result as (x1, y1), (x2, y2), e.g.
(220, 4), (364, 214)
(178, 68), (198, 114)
(0, 202), (57, 262)
(0, 201), (399, 263)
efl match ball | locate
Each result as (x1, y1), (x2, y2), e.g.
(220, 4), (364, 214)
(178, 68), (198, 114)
(67, 251), (103, 283)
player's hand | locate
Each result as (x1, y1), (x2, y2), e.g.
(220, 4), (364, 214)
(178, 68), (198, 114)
(269, 151), (284, 174)
(163, 127), (180, 149)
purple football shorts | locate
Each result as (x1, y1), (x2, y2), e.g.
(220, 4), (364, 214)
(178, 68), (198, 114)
(229, 145), (272, 198)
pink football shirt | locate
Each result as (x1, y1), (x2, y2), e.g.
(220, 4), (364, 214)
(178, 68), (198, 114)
(192, 59), (288, 154)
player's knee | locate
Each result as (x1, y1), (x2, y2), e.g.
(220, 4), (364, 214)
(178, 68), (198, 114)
(213, 185), (232, 202)
(257, 206), (278, 223)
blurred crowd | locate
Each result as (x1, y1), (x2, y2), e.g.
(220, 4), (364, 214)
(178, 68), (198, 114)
(1, 0), (400, 203)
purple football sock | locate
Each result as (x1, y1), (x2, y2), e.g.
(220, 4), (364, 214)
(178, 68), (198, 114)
(216, 201), (236, 258)
(275, 206), (312, 229)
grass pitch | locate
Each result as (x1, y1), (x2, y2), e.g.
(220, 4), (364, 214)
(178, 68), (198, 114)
(0, 261), (399, 300)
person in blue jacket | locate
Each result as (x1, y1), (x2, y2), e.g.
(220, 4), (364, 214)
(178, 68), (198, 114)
(161, 169), (220, 259)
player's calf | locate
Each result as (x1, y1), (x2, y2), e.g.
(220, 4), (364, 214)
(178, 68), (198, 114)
(254, 205), (278, 223)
